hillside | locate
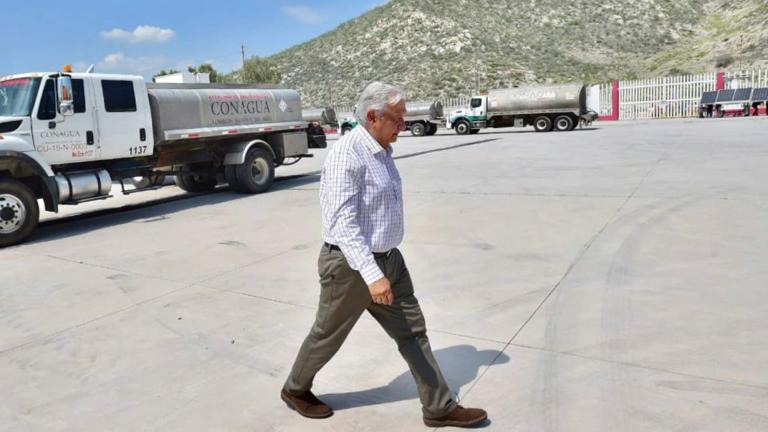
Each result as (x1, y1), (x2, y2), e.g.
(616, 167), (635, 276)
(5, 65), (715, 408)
(269, 0), (768, 106)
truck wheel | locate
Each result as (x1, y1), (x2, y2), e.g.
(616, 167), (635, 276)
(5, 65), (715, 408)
(175, 171), (217, 193)
(554, 115), (574, 132)
(425, 123), (437, 135)
(0, 179), (39, 248)
(235, 147), (275, 194)
(454, 120), (471, 135)
(225, 165), (243, 192)
(341, 125), (352, 135)
(533, 116), (553, 132)
(570, 117), (580, 130)
(411, 123), (426, 136)
(469, 129), (480, 134)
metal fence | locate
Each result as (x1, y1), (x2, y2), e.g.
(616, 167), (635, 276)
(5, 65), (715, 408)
(599, 83), (613, 117)
(617, 73), (718, 120)
(440, 96), (472, 112)
(332, 104), (355, 117)
(724, 69), (768, 89)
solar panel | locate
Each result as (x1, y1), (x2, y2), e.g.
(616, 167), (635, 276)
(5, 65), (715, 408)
(716, 89), (735, 102)
(733, 88), (753, 102)
(700, 91), (718, 104)
(752, 87), (768, 101)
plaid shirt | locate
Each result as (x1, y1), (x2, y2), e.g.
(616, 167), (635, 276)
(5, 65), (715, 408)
(320, 125), (404, 284)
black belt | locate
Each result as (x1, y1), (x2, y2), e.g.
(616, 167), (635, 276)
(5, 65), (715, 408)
(325, 242), (393, 258)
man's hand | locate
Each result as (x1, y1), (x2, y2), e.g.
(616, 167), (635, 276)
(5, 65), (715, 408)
(368, 277), (393, 305)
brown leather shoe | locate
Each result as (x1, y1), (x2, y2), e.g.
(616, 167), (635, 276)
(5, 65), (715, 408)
(280, 388), (333, 419)
(424, 405), (488, 428)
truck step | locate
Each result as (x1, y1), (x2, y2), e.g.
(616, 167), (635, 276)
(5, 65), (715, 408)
(122, 185), (164, 195)
(60, 195), (114, 205)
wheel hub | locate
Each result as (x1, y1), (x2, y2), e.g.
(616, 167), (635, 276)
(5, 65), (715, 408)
(0, 194), (26, 234)
(251, 159), (268, 183)
(0, 206), (14, 220)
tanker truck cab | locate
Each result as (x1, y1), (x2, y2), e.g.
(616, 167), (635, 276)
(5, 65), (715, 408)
(32, 73), (151, 164)
(338, 105), (359, 135)
(1, 71), (152, 166)
(447, 96), (486, 134)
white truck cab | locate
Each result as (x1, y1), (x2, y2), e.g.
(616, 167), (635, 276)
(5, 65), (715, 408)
(4, 72), (151, 164)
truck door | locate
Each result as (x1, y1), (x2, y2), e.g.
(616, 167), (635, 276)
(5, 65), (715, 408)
(30, 77), (100, 165)
(470, 97), (486, 119)
(94, 78), (151, 160)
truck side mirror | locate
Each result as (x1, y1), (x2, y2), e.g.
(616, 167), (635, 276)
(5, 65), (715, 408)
(57, 76), (74, 116)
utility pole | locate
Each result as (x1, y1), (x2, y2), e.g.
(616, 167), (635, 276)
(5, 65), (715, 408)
(241, 43), (246, 84)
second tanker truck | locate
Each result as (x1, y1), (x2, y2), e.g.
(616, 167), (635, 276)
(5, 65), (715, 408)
(446, 84), (598, 134)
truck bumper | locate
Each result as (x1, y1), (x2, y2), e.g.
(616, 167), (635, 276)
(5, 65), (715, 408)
(581, 110), (598, 122)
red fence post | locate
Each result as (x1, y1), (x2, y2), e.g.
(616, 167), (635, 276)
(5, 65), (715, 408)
(599, 80), (620, 121)
(716, 72), (725, 90)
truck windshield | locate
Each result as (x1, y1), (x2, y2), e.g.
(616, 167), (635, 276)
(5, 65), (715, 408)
(0, 77), (42, 117)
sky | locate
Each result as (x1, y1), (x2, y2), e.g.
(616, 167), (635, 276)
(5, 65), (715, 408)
(1, 0), (386, 79)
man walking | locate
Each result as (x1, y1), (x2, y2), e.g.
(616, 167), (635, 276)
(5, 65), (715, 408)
(281, 82), (487, 428)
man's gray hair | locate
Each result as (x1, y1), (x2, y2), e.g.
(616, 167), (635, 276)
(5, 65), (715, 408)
(355, 81), (407, 127)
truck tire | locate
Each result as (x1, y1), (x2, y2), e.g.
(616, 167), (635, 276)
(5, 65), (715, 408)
(454, 120), (471, 135)
(425, 123), (437, 135)
(234, 147), (274, 194)
(410, 122), (426, 136)
(341, 125), (353, 135)
(533, 116), (553, 132)
(554, 115), (574, 132)
(175, 171), (217, 193)
(225, 165), (242, 192)
(570, 117), (580, 130)
(0, 179), (39, 248)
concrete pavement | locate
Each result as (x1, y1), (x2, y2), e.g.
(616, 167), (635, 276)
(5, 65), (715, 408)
(2, 117), (767, 431)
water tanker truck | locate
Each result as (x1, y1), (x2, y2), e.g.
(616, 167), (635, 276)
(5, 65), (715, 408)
(402, 100), (443, 136)
(446, 84), (598, 134)
(0, 67), (316, 247)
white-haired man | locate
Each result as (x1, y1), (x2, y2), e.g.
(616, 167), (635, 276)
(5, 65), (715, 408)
(281, 82), (487, 427)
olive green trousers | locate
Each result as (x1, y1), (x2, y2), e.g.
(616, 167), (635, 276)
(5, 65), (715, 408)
(284, 244), (456, 418)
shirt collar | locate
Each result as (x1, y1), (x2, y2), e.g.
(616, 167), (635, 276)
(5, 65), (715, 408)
(356, 125), (393, 156)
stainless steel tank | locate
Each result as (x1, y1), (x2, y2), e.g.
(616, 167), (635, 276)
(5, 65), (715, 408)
(487, 84), (586, 114)
(302, 107), (337, 125)
(55, 170), (112, 203)
(147, 87), (304, 145)
(405, 100), (443, 120)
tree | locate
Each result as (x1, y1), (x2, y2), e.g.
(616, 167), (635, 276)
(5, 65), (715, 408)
(238, 56), (282, 84)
